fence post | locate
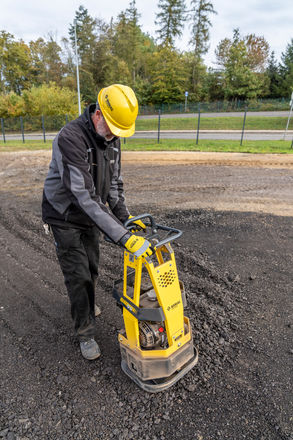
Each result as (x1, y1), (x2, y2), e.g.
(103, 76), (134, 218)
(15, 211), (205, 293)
(20, 116), (25, 143)
(283, 94), (293, 140)
(291, 138), (293, 149)
(240, 107), (247, 146)
(41, 115), (46, 143)
(196, 103), (201, 145)
(1, 118), (6, 143)
(157, 109), (161, 144)
(123, 137), (126, 145)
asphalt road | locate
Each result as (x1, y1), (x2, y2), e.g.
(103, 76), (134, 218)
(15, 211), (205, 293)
(133, 130), (292, 141)
(2, 111), (292, 142)
(3, 129), (293, 142)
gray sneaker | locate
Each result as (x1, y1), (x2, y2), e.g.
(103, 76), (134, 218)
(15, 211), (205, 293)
(80, 338), (101, 360)
(94, 304), (101, 317)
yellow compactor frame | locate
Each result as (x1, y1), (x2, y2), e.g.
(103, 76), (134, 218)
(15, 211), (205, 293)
(113, 215), (198, 392)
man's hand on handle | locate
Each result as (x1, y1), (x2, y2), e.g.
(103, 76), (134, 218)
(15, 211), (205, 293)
(127, 215), (147, 232)
(120, 233), (153, 258)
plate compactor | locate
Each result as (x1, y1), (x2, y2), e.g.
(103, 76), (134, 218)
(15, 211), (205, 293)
(112, 214), (198, 392)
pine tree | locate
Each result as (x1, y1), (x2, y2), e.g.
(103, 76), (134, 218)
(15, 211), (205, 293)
(266, 52), (281, 98)
(149, 46), (189, 103)
(68, 6), (99, 102)
(281, 39), (293, 73)
(279, 39), (293, 97)
(188, 0), (217, 94)
(155, 0), (186, 47)
(125, 0), (141, 82)
(68, 6), (98, 61)
(189, 0), (217, 60)
(112, 0), (154, 86)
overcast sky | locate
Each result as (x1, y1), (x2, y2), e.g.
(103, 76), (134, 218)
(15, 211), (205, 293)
(1, 0), (292, 67)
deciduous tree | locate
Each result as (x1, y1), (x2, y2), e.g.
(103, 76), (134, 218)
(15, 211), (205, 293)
(215, 29), (270, 100)
(0, 31), (34, 94)
(0, 91), (25, 117)
(216, 29), (269, 72)
(22, 83), (79, 116)
(29, 35), (65, 86)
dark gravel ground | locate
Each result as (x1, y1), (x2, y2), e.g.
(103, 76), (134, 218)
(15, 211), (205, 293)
(0, 158), (292, 440)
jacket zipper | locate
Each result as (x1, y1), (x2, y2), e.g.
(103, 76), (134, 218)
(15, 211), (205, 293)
(101, 149), (107, 201)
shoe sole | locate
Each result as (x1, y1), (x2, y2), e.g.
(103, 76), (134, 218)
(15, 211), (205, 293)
(81, 351), (101, 361)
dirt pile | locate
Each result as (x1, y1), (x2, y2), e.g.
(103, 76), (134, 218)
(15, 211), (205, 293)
(0, 152), (292, 439)
(1, 201), (244, 440)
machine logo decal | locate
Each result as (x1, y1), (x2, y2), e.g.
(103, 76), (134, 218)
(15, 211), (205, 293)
(105, 94), (114, 111)
(167, 300), (180, 311)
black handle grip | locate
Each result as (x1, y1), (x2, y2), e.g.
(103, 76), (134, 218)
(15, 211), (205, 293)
(153, 223), (182, 248)
(124, 214), (182, 248)
(124, 213), (155, 229)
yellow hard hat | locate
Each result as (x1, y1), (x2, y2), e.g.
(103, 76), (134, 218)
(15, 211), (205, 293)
(98, 84), (138, 137)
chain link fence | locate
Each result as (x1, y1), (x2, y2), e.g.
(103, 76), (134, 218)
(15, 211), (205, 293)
(0, 99), (292, 146)
(139, 98), (291, 115)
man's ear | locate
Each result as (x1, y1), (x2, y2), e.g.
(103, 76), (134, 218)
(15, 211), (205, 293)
(92, 109), (101, 126)
(95, 109), (102, 120)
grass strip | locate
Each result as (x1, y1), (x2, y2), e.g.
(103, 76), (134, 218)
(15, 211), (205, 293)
(136, 116), (293, 131)
(0, 141), (52, 152)
(1, 139), (292, 154)
(122, 139), (293, 154)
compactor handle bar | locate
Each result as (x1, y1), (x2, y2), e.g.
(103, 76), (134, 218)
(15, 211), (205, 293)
(124, 213), (182, 248)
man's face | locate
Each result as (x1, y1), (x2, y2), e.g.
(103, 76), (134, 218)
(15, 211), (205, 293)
(95, 111), (115, 141)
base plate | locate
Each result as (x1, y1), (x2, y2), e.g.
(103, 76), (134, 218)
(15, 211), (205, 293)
(121, 347), (198, 393)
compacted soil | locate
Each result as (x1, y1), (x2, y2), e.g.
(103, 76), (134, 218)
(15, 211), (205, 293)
(0, 151), (292, 440)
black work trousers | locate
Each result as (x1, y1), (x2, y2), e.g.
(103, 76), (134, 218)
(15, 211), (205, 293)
(51, 225), (100, 341)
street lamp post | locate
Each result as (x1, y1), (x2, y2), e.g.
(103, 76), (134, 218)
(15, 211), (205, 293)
(74, 20), (81, 116)
(185, 91), (188, 112)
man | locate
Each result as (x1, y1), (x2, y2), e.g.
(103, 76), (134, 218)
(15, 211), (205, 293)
(42, 84), (152, 360)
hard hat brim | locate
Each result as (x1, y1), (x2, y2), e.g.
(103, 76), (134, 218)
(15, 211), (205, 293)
(103, 116), (136, 138)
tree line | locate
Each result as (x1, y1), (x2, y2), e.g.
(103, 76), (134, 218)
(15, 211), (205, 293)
(0, 1), (292, 117)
